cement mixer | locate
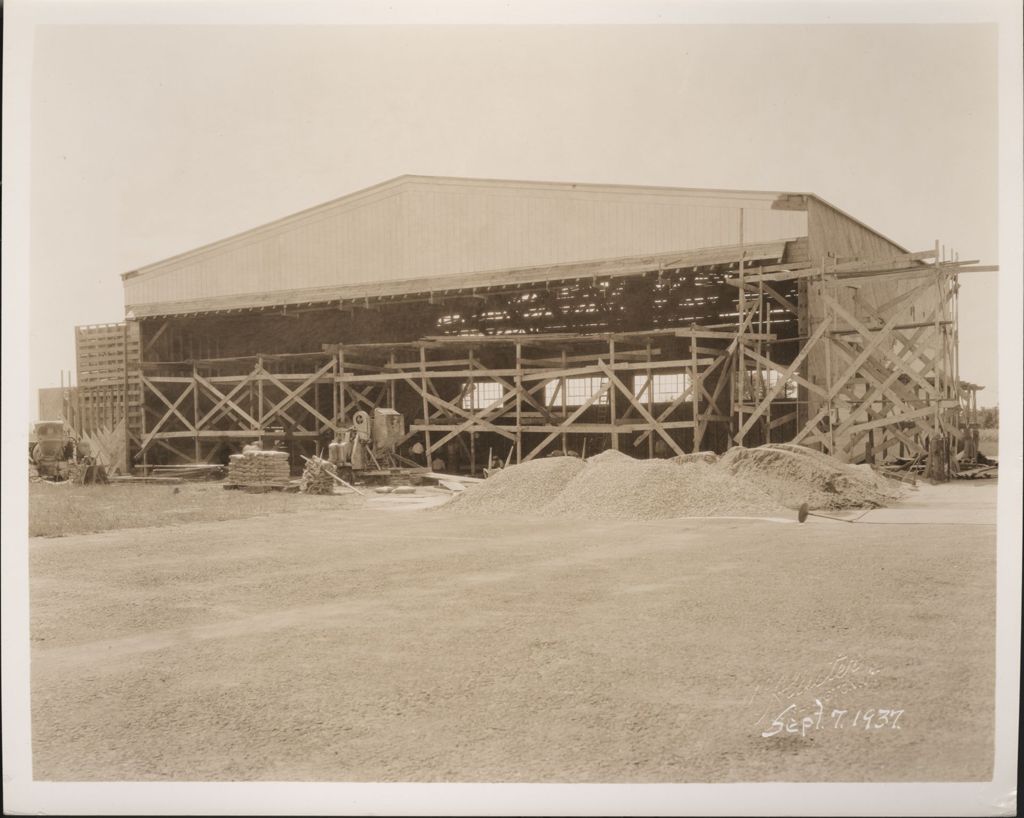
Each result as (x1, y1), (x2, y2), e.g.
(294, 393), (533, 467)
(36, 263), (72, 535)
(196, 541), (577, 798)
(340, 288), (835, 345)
(327, 408), (421, 483)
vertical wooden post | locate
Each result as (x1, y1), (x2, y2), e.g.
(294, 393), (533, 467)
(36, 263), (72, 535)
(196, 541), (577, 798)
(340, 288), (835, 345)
(690, 332), (702, 453)
(257, 355), (264, 436)
(469, 348), (476, 474)
(338, 348), (346, 429)
(931, 240), (943, 441)
(952, 255), (961, 398)
(646, 342), (654, 459)
(760, 274), (771, 443)
(419, 345), (432, 466)
(192, 361), (200, 464)
(388, 351), (396, 409)
(736, 213), (746, 446)
(515, 342), (523, 465)
(821, 263), (835, 455)
(76, 375), (84, 439)
(560, 349), (568, 455)
(609, 338), (619, 451)
(139, 370), (148, 471)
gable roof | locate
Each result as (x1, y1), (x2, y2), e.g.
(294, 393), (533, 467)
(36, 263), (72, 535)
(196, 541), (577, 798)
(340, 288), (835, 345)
(120, 175), (906, 317)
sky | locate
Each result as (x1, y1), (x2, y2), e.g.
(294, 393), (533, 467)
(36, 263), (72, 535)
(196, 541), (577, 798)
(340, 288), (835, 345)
(27, 23), (1001, 410)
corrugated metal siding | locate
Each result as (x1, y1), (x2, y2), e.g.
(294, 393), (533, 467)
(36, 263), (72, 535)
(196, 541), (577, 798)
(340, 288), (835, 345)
(124, 178), (808, 310)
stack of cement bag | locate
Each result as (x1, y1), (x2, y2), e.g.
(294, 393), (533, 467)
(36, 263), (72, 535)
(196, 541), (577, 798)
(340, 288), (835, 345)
(228, 450), (290, 486)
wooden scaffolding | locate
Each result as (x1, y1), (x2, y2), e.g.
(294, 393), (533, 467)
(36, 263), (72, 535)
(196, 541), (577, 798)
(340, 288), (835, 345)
(134, 329), (740, 470)
(727, 245), (995, 467)
(129, 245), (993, 474)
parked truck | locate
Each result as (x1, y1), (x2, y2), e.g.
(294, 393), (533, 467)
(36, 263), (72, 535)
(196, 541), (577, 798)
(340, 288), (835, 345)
(29, 420), (77, 481)
(29, 421), (108, 483)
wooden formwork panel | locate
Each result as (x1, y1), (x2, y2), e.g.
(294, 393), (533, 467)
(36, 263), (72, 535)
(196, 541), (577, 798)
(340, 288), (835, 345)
(75, 322), (142, 390)
(75, 323), (144, 449)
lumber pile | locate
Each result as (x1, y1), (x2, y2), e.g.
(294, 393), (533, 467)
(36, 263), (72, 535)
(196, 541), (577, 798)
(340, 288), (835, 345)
(227, 450), (290, 487)
(108, 475), (182, 485)
(80, 419), (127, 474)
(147, 464), (226, 481)
(299, 458), (336, 494)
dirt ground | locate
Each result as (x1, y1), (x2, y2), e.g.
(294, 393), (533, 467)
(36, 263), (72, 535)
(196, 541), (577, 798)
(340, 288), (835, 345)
(29, 480), (997, 782)
(29, 482), (362, 538)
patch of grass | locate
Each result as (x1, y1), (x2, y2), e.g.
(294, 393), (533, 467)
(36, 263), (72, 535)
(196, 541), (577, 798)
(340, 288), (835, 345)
(29, 482), (355, 538)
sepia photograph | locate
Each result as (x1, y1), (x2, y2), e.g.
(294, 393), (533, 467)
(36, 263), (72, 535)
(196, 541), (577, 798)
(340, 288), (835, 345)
(2, 1), (1021, 815)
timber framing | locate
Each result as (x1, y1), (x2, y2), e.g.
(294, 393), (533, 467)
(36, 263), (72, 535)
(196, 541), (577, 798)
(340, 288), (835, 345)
(727, 245), (989, 466)
(130, 244), (992, 474)
(135, 329), (739, 470)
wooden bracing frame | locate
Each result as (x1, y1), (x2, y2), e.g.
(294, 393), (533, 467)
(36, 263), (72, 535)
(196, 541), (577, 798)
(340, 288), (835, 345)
(134, 245), (991, 471)
(136, 354), (343, 464)
(726, 246), (994, 465)
(329, 331), (736, 468)
(136, 329), (737, 469)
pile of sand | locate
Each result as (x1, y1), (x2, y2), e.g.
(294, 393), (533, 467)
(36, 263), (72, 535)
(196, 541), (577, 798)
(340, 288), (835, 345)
(544, 454), (785, 520)
(671, 451), (720, 465)
(448, 450), (784, 520)
(718, 443), (904, 510)
(447, 443), (903, 519)
(446, 455), (586, 515)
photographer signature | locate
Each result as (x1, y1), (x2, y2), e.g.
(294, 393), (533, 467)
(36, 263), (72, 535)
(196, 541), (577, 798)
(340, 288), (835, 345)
(747, 654), (882, 730)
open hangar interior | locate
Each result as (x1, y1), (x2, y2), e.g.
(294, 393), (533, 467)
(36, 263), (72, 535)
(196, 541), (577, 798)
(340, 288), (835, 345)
(75, 175), (992, 474)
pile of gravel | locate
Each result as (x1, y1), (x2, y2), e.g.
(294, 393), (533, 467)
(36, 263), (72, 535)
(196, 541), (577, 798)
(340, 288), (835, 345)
(544, 454), (785, 520)
(718, 443), (904, 510)
(445, 444), (902, 519)
(586, 449), (634, 464)
(446, 455), (586, 514)
(448, 450), (784, 520)
(671, 451), (720, 465)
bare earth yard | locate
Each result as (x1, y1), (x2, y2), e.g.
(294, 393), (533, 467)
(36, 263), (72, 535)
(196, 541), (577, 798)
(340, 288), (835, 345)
(29, 482), (362, 538)
(29, 481), (996, 782)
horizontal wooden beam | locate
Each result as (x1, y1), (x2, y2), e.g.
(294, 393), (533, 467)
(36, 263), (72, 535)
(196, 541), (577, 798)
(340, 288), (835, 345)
(830, 320), (953, 335)
(415, 421), (697, 434)
(150, 430), (324, 439)
(519, 358), (718, 382)
(531, 421), (696, 432)
(340, 368), (521, 383)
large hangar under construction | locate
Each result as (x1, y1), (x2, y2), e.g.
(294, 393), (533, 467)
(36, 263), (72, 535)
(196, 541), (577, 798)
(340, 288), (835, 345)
(76, 175), (993, 472)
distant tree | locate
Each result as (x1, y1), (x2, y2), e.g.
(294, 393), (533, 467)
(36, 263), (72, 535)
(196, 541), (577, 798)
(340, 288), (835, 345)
(977, 406), (999, 429)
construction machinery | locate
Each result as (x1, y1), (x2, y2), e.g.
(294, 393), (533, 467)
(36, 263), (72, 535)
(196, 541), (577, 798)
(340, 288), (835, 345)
(29, 420), (109, 484)
(327, 408), (425, 484)
(29, 421), (76, 481)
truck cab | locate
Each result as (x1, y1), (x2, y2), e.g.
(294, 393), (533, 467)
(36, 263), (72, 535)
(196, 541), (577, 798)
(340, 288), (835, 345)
(30, 420), (74, 480)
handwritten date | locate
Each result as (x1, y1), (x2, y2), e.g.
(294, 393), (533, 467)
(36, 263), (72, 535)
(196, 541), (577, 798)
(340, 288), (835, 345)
(761, 699), (904, 738)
